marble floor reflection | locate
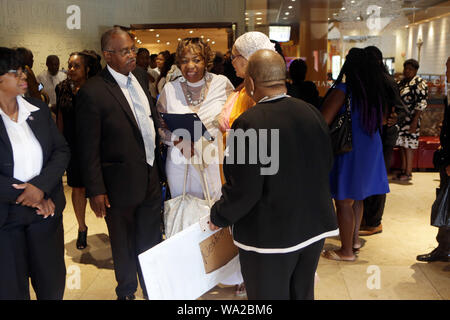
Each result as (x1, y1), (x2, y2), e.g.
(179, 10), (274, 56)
(30, 172), (449, 300)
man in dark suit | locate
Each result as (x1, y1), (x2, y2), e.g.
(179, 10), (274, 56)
(209, 50), (338, 300)
(76, 28), (164, 300)
(417, 56), (450, 262)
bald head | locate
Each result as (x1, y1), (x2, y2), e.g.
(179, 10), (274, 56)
(247, 49), (286, 87)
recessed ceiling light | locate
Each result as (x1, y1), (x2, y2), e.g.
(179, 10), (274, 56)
(166, 42), (170, 45)
(178, 38), (181, 41)
(341, 7), (346, 10)
(201, 35), (204, 38)
(256, 17), (262, 20)
(245, 17), (249, 21)
(157, 40), (160, 43)
(212, 41), (215, 44)
(156, 34), (160, 37)
(256, 12), (262, 15)
(189, 30), (194, 34)
(257, 22), (262, 25)
(285, 12), (290, 15)
(288, 6), (293, 9)
(283, 17), (288, 20)
(245, 12), (248, 15)
(149, 29), (154, 32)
(207, 39), (210, 42)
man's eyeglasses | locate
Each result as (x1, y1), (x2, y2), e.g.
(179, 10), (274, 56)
(105, 47), (138, 57)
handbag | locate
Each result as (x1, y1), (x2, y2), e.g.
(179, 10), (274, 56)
(163, 163), (213, 238)
(329, 94), (352, 155)
(431, 182), (450, 228)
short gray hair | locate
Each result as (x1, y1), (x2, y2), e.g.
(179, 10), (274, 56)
(101, 27), (133, 51)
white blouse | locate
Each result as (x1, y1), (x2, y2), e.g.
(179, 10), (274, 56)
(0, 96), (43, 182)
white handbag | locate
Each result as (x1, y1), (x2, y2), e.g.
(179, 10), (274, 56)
(163, 163), (213, 238)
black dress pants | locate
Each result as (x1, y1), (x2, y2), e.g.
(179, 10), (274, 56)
(105, 165), (162, 298)
(362, 139), (396, 227)
(0, 207), (66, 300)
(238, 239), (324, 300)
(436, 168), (450, 252)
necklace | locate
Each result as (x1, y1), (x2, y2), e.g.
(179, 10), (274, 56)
(258, 93), (289, 103)
(185, 83), (207, 107)
(1, 104), (19, 122)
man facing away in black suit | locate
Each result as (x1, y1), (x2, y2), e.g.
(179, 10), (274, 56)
(76, 28), (164, 300)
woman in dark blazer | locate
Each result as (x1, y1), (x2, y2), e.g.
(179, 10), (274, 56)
(0, 47), (70, 300)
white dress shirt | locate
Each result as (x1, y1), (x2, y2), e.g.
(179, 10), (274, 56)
(36, 70), (67, 106)
(0, 96), (43, 182)
(107, 65), (156, 163)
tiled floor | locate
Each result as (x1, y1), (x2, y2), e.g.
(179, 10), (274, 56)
(30, 172), (449, 300)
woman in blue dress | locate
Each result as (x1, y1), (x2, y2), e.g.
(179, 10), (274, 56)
(321, 48), (390, 261)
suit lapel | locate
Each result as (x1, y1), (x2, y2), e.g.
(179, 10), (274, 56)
(0, 117), (13, 155)
(101, 68), (140, 130)
(25, 108), (48, 158)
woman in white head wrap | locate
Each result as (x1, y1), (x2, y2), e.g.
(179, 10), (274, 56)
(218, 32), (276, 132)
(215, 32), (275, 296)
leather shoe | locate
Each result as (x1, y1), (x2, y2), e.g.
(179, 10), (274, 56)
(359, 224), (382, 236)
(117, 294), (136, 300)
(416, 248), (450, 262)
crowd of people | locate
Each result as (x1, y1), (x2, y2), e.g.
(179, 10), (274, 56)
(0, 28), (448, 300)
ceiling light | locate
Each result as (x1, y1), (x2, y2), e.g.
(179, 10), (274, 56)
(178, 38), (181, 41)
(189, 30), (194, 34)
(201, 35), (204, 38)
(288, 6), (293, 9)
(256, 17), (262, 20)
(283, 17), (288, 20)
(149, 29), (154, 32)
(245, 17), (249, 21)
(341, 7), (346, 11)
(157, 40), (160, 43)
(207, 39), (210, 42)
(166, 42), (170, 45)
(212, 41), (215, 44)
(156, 34), (160, 37)
(285, 12), (289, 15)
(257, 22), (262, 25)
(256, 12), (262, 15)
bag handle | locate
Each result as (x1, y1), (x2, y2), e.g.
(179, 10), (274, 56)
(181, 152), (213, 208)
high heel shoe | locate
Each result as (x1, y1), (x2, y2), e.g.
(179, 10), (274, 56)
(76, 227), (88, 250)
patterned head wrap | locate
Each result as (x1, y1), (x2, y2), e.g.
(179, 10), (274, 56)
(233, 31), (276, 60)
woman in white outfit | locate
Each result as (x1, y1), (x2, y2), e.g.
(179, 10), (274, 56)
(156, 38), (234, 203)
